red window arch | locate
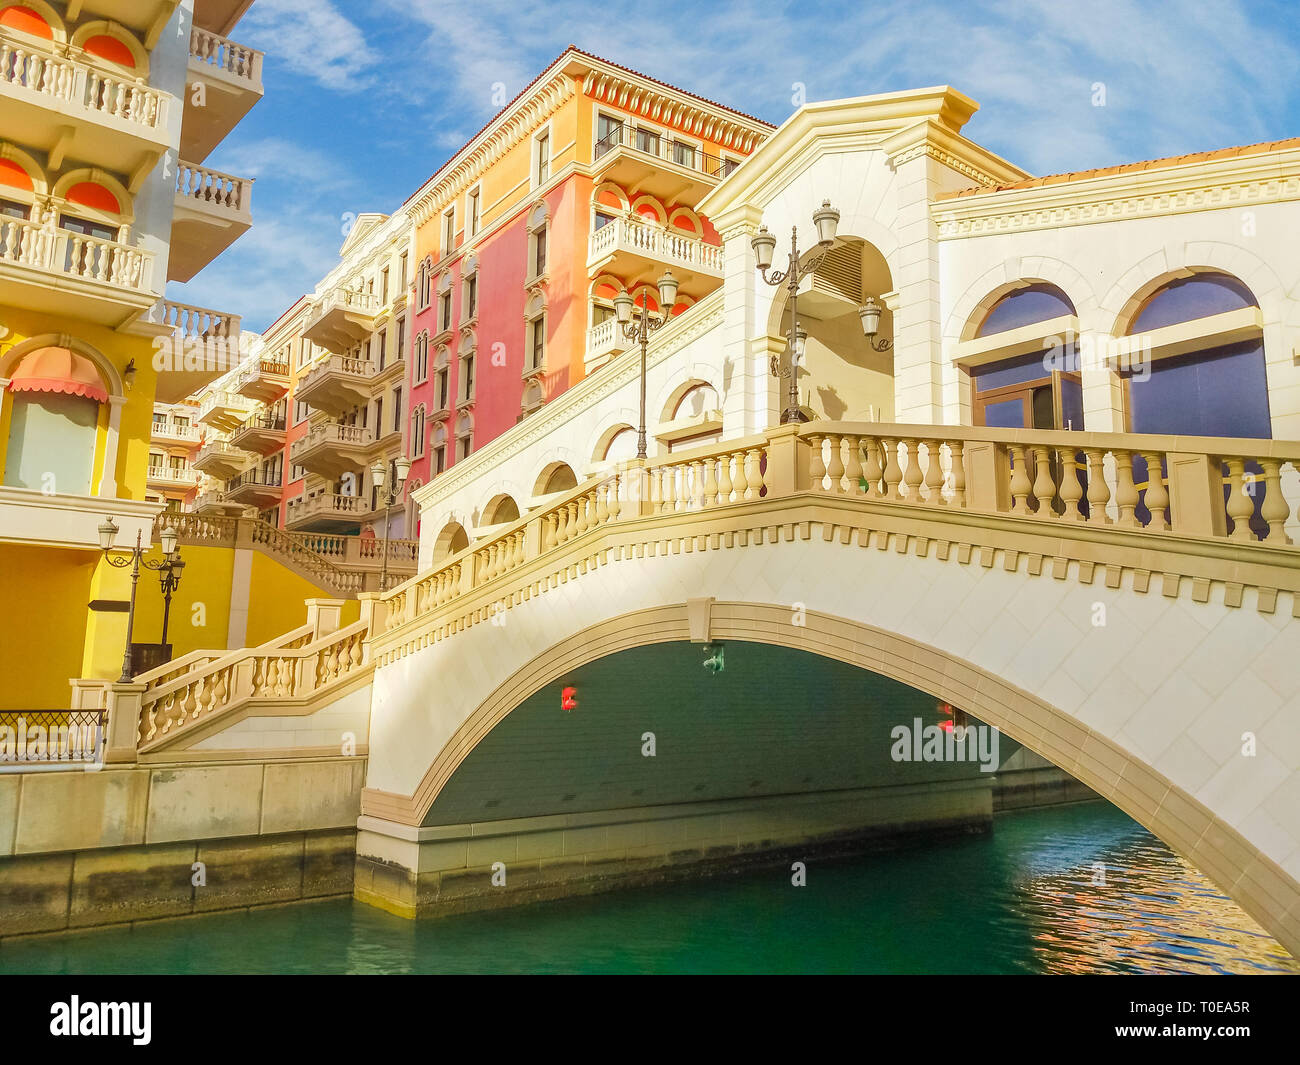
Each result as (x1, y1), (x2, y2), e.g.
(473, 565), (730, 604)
(0, 5), (53, 39)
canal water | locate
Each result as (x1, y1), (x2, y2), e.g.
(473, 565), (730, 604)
(2, 802), (1295, 974)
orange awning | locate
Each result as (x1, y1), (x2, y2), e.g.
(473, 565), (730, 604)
(8, 346), (109, 404)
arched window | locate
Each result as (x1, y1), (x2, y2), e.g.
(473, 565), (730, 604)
(603, 426), (639, 462)
(0, 5), (57, 42)
(430, 423), (448, 474)
(1123, 271), (1269, 536)
(968, 283), (1082, 431)
(3, 346), (107, 495)
(672, 382), (719, 419)
(455, 412), (473, 461)
(411, 405), (426, 457)
(434, 519), (469, 561)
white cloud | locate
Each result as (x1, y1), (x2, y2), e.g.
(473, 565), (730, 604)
(243, 0), (380, 92)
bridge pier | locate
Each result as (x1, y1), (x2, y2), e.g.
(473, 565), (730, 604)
(353, 780), (993, 919)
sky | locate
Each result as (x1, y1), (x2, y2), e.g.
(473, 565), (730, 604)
(168, 0), (1300, 333)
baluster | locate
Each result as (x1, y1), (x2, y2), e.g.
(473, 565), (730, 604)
(731, 451), (749, 500)
(703, 457), (719, 507)
(1085, 449), (1111, 524)
(807, 434), (826, 491)
(717, 452), (733, 505)
(745, 448), (764, 498)
(881, 439), (902, 500)
(1224, 458), (1253, 541)
(1008, 446), (1033, 516)
(608, 473), (622, 521)
(923, 440), (944, 506)
(575, 494), (590, 535)
(843, 436), (863, 496)
(1031, 445), (1056, 517)
(948, 441), (966, 508)
(595, 482), (609, 525)
(350, 635), (364, 670)
(863, 437), (884, 499)
(825, 435), (846, 495)
(1259, 458), (1291, 544)
(901, 439), (923, 503)
(661, 467), (677, 513)
(1059, 449), (1084, 520)
(1114, 450), (1139, 527)
(689, 460), (705, 508)
(1142, 451), (1170, 532)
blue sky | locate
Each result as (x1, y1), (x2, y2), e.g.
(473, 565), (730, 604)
(168, 0), (1300, 333)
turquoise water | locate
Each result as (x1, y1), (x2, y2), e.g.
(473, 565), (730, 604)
(2, 802), (1295, 974)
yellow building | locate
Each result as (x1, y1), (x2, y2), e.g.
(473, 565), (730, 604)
(0, 0), (262, 707)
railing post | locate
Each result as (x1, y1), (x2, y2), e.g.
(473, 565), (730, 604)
(357, 591), (389, 640)
(763, 424), (809, 498)
(523, 515), (544, 560)
(104, 682), (145, 764)
(961, 440), (1010, 513)
(304, 598), (344, 639)
(1167, 452), (1227, 538)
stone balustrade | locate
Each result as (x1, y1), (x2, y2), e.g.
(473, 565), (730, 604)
(0, 215), (153, 293)
(0, 36), (167, 130)
(588, 216), (724, 276)
(189, 27), (264, 87)
(176, 161), (252, 215)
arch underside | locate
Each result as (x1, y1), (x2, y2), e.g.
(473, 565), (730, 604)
(363, 600), (1300, 956)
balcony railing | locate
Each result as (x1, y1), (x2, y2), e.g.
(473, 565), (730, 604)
(176, 161), (252, 216)
(229, 468), (282, 491)
(147, 466), (201, 485)
(286, 492), (368, 524)
(200, 390), (257, 420)
(588, 215), (724, 275)
(585, 318), (629, 364)
(0, 37), (168, 132)
(158, 299), (242, 341)
(188, 27), (264, 88)
(593, 124), (739, 178)
(0, 215), (153, 294)
(151, 420), (201, 442)
(290, 421), (374, 461)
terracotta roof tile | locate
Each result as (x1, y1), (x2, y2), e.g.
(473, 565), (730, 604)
(936, 136), (1300, 200)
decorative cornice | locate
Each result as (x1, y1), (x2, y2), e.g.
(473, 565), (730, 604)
(934, 151), (1300, 239)
(409, 73), (577, 227)
(893, 142), (1002, 188)
(581, 70), (764, 153)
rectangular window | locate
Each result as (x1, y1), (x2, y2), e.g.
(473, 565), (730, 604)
(465, 275), (477, 319)
(294, 400), (309, 423)
(437, 368), (449, 411)
(591, 303), (615, 326)
(594, 210), (616, 230)
(152, 413), (166, 427)
(396, 317), (406, 360)
(442, 208), (455, 253)
(463, 354), (475, 401)
(393, 387), (402, 432)
(439, 290), (451, 332)
(535, 132), (550, 185)
(376, 329), (387, 370)
(634, 127), (660, 156)
(467, 188), (480, 235)
(399, 252), (408, 292)
(374, 397), (383, 435)
(1, 198), (30, 220)
(673, 141), (696, 168)
(381, 268), (389, 304)
(530, 314), (546, 370)
(595, 113), (622, 155)
(534, 226), (547, 278)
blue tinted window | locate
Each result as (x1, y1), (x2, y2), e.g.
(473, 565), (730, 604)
(971, 351), (1051, 392)
(1131, 273), (1256, 333)
(977, 284), (1076, 337)
(1128, 341), (1271, 439)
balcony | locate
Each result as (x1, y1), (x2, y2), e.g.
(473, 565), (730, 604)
(225, 467), (282, 509)
(228, 408), (286, 456)
(148, 299), (244, 403)
(193, 485), (244, 516)
(0, 33), (173, 181)
(198, 389), (256, 432)
(302, 288), (381, 354)
(183, 27), (264, 162)
(0, 215), (157, 329)
(146, 465), (201, 490)
(285, 491), (369, 533)
(291, 421), (374, 479)
(588, 216), (724, 299)
(150, 419), (202, 446)
(170, 161), (253, 283)
(234, 356), (290, 403)
(193, 438), (249, 478)
(296, 354), (376, 417)
(585, 318), (630, 372)
(591, 124), (739, 204)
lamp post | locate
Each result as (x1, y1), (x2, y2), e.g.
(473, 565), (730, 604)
(98, 518), (182, 683)
(371, 455), (412, 591)
(752, 200), (841, 423)
(613, 269), (679, 459)
(858, 295), (893, 351)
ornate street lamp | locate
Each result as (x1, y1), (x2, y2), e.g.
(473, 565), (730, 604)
(98, 517), (183, 682)
(858, 295), (893, 351)
(752, 200), (840, 423)
(614, 269), (679, 459)
(371, 455), (412, 591)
